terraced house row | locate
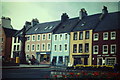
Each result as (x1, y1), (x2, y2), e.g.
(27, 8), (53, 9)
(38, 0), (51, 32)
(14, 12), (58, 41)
(11, 6), (120, 66)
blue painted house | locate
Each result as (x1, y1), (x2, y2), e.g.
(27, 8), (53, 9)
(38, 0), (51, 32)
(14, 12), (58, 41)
(51, 13), (79, 66)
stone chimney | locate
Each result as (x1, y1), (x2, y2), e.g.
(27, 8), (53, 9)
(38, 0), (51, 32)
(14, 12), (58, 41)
(1, 16), (13, 29)
(31, 18), (39, 26)
(99, 6), (108, 20)
(25, 21), (31, 27)
(61, 13), (69, 23)
(79, 8), (88, 20)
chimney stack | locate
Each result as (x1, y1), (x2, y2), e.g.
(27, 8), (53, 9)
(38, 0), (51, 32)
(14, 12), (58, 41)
(102, 6), (108, 15)
(31, 18), (39, 26)
(79, 8), (88, 20)
(99, 6), (108, 20)
(61, 13), (69, 23)
(25, 21), (31, 27)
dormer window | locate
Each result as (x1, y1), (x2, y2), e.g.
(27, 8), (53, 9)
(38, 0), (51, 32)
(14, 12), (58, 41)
(45, 26), (48, 30)
(34, 27), (38, 31)
(49, 26), (53, 29)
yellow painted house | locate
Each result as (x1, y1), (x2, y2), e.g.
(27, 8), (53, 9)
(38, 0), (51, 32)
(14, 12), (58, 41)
(70, 30), (93, 65)
(69, 8), (101, 66)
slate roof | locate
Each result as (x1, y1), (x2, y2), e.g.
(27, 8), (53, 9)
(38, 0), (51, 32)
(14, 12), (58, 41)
(72, 13), (101, 32)
(3, 28), (17, 37)
(13, 25), (32, 37)
(26, 21), (60, 35)
(53, 17), (80, 34)
(94, 11), (120, 32)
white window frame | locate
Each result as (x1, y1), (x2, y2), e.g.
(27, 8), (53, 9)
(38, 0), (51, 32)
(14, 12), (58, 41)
(64, 44), (67, 51)
(42, 34), (46, 40)
(31, 44), (35, 51)
(36, 44), (40, 51)
(111, 31), (116, 40)
(26, 44), (30, 52)
(41, 43), (45, 51)
(73, 32), (77, 40)
(103, 32), (108, 40)
(48, 33), (51, 40)
(79, 44), (83, 53)
(59, 45), (62, 52)
(54, 45), (57, 52)
(103, 45), (108, 54)
(93, 33), (99, 41)
(85, 31), (90, 39)
(65, 33), (68, 40)
(32, 35), (36, 41)
(73, 44), (77, 53)
(37, 34), (40, 41)
(93, 45), (98, 54)
(111, 44), (116, 54)
(47, 43), (51, 51)
(105, 57), (116, 65)
(26, 35), (30, 42)
(85, 43), (89, 53)
(79, 32), (83, 40)
(54, 35), (57, 41)
(60, 34), (62, 40)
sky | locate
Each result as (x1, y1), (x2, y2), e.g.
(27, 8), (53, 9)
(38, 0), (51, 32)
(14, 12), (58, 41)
(0, 2), (119, 30)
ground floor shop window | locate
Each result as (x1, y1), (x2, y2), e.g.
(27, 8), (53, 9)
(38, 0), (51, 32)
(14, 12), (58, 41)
(58, 56), (63, 64)
(106, 58), (116, 65)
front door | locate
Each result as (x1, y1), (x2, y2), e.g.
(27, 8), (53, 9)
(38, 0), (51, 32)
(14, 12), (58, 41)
(98, 58), (102, 65)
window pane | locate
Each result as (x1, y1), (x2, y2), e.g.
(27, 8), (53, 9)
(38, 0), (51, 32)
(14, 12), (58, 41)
(48, 44), (50, 50)
(60, 35), (62, 40)
(79, 32), (83, 40)
(55, 45), (57, 51)
(58, 56), (63, 63)
(37, 35), (40, 40)
(73, 32), (77, 40)
(79, 44), (82, 53)
(65, 34), (67, 40)
(32, 45), (35, 50)
(65, 44), (67, 51)
(14, 37), (16, 43)
(60, 45), (62, 51)
(14, 45), (16, 51)
(85, 31), (89, 39)
(85, 43), (89, 53)
(17, 45), (19, 51)
(48, 34), (51, 39)
(103, 32), (108, 40)
(55, 35), (57, 40)
(73, 44), (77, 53)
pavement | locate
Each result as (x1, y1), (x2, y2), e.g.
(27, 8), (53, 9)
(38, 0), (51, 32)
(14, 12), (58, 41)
(2, 64), (67, 69)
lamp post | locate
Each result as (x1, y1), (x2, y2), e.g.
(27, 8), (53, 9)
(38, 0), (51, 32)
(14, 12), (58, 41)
(19, 25), (27, 64)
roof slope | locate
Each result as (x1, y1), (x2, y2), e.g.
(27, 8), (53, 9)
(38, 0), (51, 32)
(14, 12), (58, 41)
(94, 12), (120, 32)
(53, 17), (79, 34)
(72, 13), (101, 32)
(3, 28), (17, 37)
(26, 21), (60, 35)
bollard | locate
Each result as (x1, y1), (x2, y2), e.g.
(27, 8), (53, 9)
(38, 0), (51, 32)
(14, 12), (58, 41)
(16, 57), (20, 63)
